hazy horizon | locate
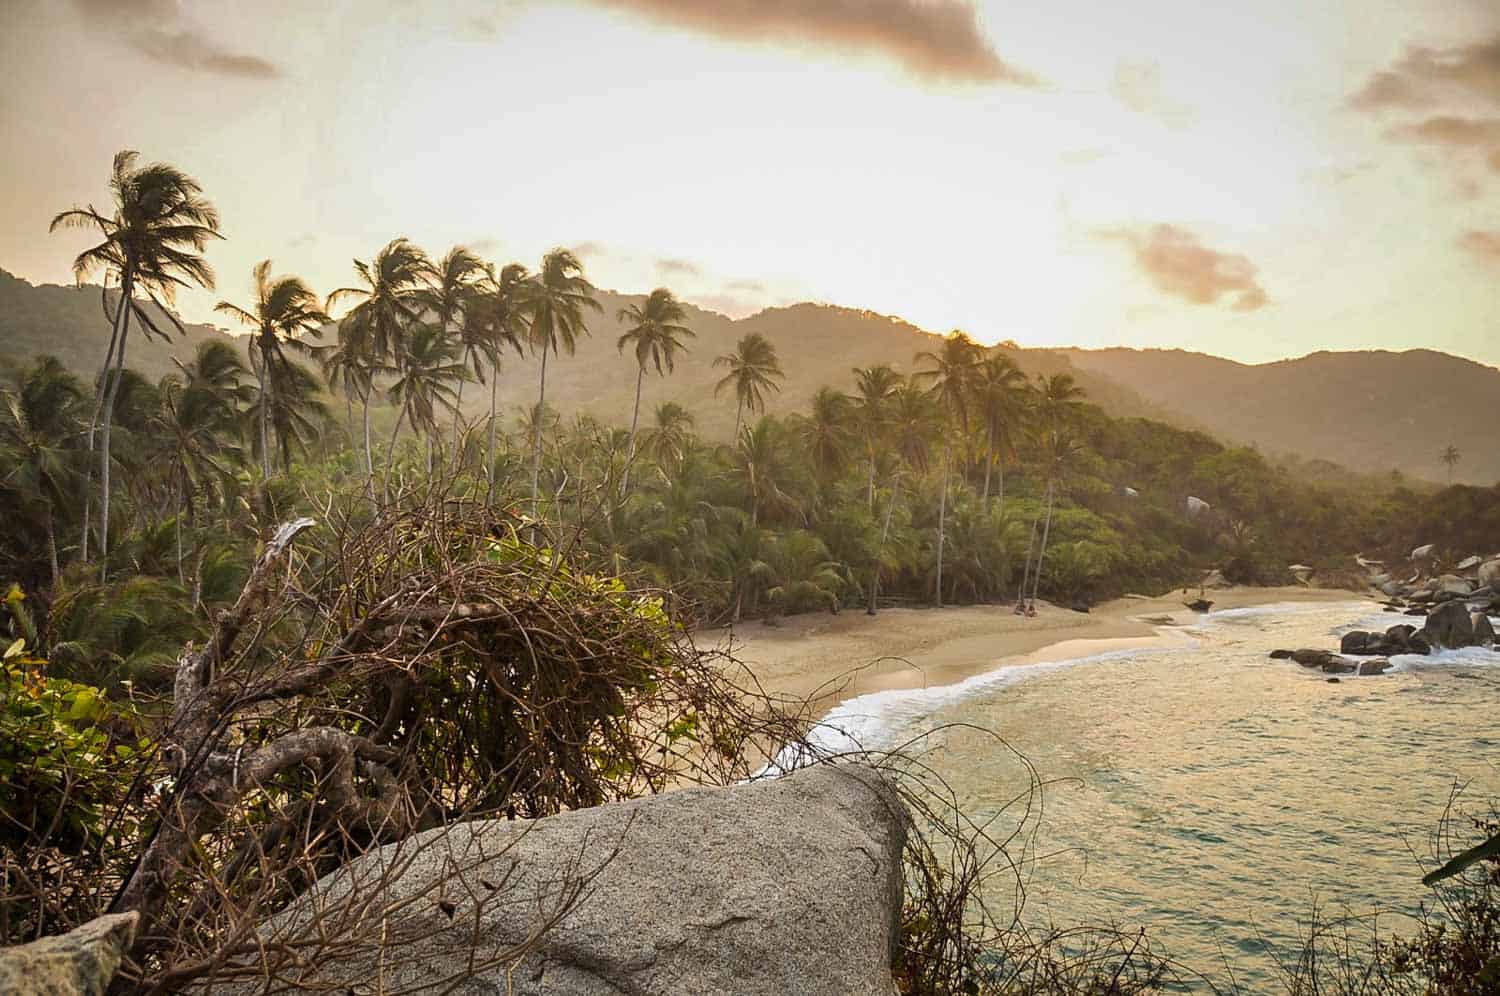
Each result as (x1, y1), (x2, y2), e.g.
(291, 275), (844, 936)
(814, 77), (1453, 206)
(3, 0), (1499, 367)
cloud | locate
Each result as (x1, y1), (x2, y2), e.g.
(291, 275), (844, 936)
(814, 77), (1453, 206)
(1349, 34), (1500, 112)
(655, 257), (702, 278)
(1099, 224), (1269, 312)
(1386, 115), (1500, 147)
(586, 0), (1036, 85)
(71, 0), (280, 79)
(1111, 60), (1194, 127)
(1458, 229), (1500, 263)
(725, 278), (766, 293)
(570, 241), (609, 259)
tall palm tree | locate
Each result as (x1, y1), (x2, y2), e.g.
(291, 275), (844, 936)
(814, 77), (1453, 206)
(868, 380), (938, 614)
(522, 249), (600, 517)
(1440, 443), (1461, 484)
(1027, 426), (1083, 606)
(852, 364), (901, 511)
(246, 359), (328, 474)
(730, 417), (799, 529)
(385, 324), (465, 470)
(798, 387), (855, 501)
(0, 358), (85, 588)
(214, 260), (329, 478)
(327, 239), (434, 473)
(419, 247), (488, 455)
(975, 354), (1028, 507)
(467, 262), (530, 484)
(616, 288), (695, 492)
(915, 332), (981, 607)
(50, 150), (221, 569)
(713, 332), (784, 438)
(640, 402), (696, 483)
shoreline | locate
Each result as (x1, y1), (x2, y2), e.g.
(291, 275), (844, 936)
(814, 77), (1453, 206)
(702, 586), (1368, 718)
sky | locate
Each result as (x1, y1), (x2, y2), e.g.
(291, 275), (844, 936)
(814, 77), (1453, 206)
(1, 0), (1498, 365)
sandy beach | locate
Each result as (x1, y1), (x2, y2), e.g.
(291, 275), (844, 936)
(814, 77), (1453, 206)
(701, 585), (1368, 716)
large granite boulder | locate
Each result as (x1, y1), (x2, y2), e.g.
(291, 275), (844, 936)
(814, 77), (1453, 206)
(0, 913), (138, 996)
(216, 763), (907, 995)
(1422, 600), (1475, 649)
(1472, 613), (1495, 647)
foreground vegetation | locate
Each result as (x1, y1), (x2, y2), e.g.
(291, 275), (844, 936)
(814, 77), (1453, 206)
(3, 151), (1498, 992)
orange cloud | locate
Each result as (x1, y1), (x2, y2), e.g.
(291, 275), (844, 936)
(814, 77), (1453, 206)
(1349, 34), (1500, 111)
(1458, 229), (1500, 263)
(586, 0), (1036, 85)
(1100, 224), (1269, 312)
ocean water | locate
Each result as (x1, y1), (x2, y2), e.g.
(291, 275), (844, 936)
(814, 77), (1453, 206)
(800, 601), (1500, 987)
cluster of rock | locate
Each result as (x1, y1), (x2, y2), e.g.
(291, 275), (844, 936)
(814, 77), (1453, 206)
(1271, 599), (1496, 679)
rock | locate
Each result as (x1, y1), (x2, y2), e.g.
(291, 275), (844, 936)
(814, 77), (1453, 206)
(1184, 598), (1214, 612)
(0, 913), (138, 996)
(1289, 649), (1354, 672)
(1404, 607), (1428, 616)
(1471, 613), (1495, 647)
(1269, 649), (1294, 660)
(1340, 631), (1374, 654)
(1412, 543), (1436, 561)
(1479, 559), (1500, 589)
(1357, 659), (1393, 676)
(1457, 555), (1483, 572)
(1408, 633), (1432, 655)
(1321, 657), (1357, 674)
(1421, 600), (1475, 649)
(1438, 575), (1474, 596)
(227, 764), (906, 996)
(1326, 677), (1341, 683)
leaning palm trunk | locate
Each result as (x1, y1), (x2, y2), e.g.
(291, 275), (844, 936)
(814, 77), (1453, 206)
(97, 275), (136, 578)
(258, 344), (273, 480)
(869, 472), (902, 615)
(1017, 497), (1041, 605)
(623, 365), (645, 495)
(487, 367), (500, 494)
(530, 348), (549, 522)
(81, 278), (130, 562)
(452, 349), (470, 461)
(385, 406), (407, 471)
(361, 389), (374, 477)
(935, 444), (949, 608)
(1031, 478), (1057, 605)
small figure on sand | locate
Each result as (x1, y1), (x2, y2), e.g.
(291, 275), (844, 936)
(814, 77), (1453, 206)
(1014, 599), (1037, 617)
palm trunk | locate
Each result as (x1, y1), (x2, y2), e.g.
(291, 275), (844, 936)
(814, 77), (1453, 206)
(623, 365), (645, 495)
(97, 272), (135, 578)
(361, 389), (374, 477)
(869, 471), (902, 615)
(1018, 496), (1040, 605)
(385, 406), (407, 470)
(452, 350), (469, 461)
(733, 401), (742, 441)
(867, 449), (876, 513)
(530, 348), (549, 522)
(81, 279), (129, 562)
(996, 457), (1005, 514)
(258, 343), (273, 480)
(935, 444), (949, 608)
(487, 365), (500, 493)
(46, 502), (59, 592)
(173, 475), (185, 586)
(1031, 478), (1057, 604)
(981, 444), (993, 504)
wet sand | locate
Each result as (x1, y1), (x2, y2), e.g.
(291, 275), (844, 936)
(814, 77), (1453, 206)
(700, 586), (1365, 716)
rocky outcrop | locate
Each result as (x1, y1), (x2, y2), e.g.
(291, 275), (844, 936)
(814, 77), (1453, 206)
(0, 912), (138, 996)
(220, 763), (907, 995)
(1339, 624), (1430, 657)
(1422, 600), (1476, 649)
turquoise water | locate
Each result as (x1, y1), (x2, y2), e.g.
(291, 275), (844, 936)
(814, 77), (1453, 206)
(805, 601), (1500, 987)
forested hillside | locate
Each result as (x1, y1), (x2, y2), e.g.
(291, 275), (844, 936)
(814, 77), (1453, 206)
(1064, 347), (1500, 485)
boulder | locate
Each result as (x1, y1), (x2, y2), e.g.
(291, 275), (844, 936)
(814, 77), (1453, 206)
(219, 764), (906, 996)
(1357, 659), (1393, 676)
(0, 912), (138, 996)
(1421, 600), (1475, 649)
(1438, 575), (1474, 597)
(1340, 631), (1375, 654)
(1471, 613), (1495, 647)
(1480, 559), (1500, 589)
(1269, 649), (1294, 660)
(1289, 649), (1354, 673)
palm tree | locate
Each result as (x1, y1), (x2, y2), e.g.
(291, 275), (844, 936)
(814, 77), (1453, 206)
(617, 288), (695, 492)
(730, 417), (800, 529)
(797, 387), (855, 503)
(327, 239), (434, 473)
(975, 354), (1028, 507)
(713, 333), (784, 438)
(640, 402), (696, 482)
(214, 261), (329, 478)
(869, 380), (939, 614)
(915, 332), (981, 607)
(852, 364), (900, 511)
(1027, 426), (1083, 606)
(246, 359), (328, 474)
(467, 262), (530, 485)
(50, 150), (221, 569)
(521, 249), (599, 519)
(1440, 444), (1461, 484)
(420, 247), (488, 455)
(0, 358), (85, 588)
(315, 326), (375, 472)
(385, 324), (465, 470)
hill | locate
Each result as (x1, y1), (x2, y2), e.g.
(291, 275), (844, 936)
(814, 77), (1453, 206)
(1062, 347), (1500, 485)
(0, 268), (244, 384)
